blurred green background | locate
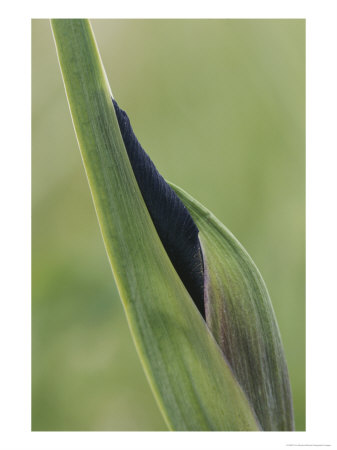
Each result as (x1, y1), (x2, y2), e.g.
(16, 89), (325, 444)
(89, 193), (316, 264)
(32, 19), (305, 431)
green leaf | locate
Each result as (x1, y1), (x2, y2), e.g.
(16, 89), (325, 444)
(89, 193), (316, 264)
(171, 183), (295, 431)
(51, 19), (260, 431)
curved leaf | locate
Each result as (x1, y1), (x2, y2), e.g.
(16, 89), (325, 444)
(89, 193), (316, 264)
(51, 19), (260, 431)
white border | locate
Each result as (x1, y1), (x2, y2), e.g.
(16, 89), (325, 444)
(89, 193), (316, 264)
(1, 0), (337, 449)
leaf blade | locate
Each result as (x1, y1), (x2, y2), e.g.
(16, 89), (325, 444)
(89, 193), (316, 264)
(51, 18), (260, 431)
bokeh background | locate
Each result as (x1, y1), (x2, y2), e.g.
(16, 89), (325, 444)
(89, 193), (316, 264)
(32, 19), (305, 431)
